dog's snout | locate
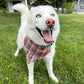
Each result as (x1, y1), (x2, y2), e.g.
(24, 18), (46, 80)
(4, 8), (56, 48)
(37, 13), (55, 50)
(46, 19), (55, 27)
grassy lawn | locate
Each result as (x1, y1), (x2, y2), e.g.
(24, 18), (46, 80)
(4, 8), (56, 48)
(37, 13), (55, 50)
(0, 13), (84, 84)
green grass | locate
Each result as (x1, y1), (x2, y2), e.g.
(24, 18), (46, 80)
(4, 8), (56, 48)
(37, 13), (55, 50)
(0, 14), (84, 84)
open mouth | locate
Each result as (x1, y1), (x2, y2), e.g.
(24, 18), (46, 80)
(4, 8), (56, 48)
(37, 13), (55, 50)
(36, 27), (53, 43)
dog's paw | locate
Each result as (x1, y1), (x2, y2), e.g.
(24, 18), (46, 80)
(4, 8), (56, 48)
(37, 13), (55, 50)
(14, 52), (18, 57)
(14, 49), (19, 57)
(51, 76), (59, 83)
(29, 79), (34, 84)
(29, 82), (34, 84)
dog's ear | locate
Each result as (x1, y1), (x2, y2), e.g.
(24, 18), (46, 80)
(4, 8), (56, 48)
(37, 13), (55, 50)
(30, 7), (36, 12)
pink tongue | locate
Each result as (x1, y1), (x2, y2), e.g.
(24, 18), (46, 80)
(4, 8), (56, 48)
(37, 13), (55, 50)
(42, 31), (53, 42)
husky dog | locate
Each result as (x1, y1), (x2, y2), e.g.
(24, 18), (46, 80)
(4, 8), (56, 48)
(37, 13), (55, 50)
(13, 4), (60, 84)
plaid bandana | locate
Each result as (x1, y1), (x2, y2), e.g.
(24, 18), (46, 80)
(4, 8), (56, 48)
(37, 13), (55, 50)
(24, 35), (51, 64)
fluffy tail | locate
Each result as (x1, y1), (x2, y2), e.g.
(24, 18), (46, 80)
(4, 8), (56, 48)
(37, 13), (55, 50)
(12, 4), (30, 25)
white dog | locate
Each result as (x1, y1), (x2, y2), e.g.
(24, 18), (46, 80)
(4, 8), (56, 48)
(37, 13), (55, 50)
(13, 4), (60, 84)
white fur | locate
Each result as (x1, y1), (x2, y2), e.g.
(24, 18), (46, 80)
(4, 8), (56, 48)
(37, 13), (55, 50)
(13, 4), (60, 84)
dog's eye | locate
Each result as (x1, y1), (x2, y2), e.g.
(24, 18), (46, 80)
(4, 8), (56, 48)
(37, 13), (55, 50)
(51, 14), (55, 17)
(36, 14), (41, 18)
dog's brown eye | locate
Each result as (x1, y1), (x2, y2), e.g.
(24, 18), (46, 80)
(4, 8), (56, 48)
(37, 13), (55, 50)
(51, 14), (55, 17)
(36, 14), (41, 18)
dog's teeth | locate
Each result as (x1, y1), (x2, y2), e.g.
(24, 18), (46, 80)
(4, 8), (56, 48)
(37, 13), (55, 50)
(41, 31), (43, 35)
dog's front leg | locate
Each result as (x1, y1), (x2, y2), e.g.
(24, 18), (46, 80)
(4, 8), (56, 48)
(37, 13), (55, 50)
(27, 62), (34, 84)
(44, 55), (59, 83)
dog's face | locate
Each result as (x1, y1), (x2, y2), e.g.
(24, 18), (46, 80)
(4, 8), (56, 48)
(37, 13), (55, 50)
(29, 6), (58, 44)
